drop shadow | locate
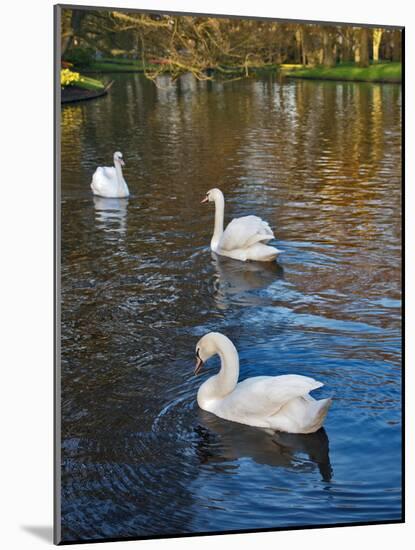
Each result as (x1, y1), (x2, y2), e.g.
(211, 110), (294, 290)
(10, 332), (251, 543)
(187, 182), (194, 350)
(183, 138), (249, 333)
(21, 525), (53, 543)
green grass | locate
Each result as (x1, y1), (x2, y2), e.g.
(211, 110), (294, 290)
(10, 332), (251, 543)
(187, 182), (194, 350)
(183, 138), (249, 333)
(283, 62), (401, 83)
(70, 56), (402, 83)
(99, 57), (139, 65)
(80, 58), (163, 73)
(85, 61), (144, 73)
(75, 75), (106, 91)
(65, 55), (146, 73)
(79, 57), (281, 76)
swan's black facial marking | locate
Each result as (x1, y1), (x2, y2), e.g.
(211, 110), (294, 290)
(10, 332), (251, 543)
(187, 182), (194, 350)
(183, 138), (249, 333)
(116, 153), (125, 166)
(194, 348), (204, 375)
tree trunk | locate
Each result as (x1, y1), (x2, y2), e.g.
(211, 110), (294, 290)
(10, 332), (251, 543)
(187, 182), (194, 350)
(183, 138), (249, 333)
(381, 31), (389, 60)
(295, 28), (303, 65)
(392, 29), (402, 61)
(357, 27), (369, 67)
(301, 26), (310, 65)
(354, 40), (360, 64)
(372, 28), (383, 63)
(296, 27), (308, 65)
(61, 10), (86, 57)
(322, 27), (335, 67)
(303, 28), (319, 66)
(341, 28), (353, 63)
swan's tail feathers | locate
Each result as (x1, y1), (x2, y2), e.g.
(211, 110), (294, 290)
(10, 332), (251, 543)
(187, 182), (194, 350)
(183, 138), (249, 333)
(306, 397), (332, 434)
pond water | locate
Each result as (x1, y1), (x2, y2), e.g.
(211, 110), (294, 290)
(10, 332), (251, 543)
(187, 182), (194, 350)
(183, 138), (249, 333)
(60, 73), (402, 542)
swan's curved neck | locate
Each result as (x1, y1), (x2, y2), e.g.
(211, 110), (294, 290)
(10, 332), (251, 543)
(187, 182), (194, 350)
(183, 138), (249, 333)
(114, 161), (124, 187)
(211, 194), (225, 251)
(216, 339), (239, 395)
(203, 335), (239, 398)
(197, 335), (240, 406)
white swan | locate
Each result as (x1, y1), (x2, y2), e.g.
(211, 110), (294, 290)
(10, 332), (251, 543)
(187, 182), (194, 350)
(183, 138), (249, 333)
(195, 332), (332, 434)
(91, 151), (129, 198)
(202, 188), (281, 262)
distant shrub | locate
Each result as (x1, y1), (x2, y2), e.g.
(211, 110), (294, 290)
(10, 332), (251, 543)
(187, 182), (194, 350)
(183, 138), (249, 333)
(65, 47), (96, 67)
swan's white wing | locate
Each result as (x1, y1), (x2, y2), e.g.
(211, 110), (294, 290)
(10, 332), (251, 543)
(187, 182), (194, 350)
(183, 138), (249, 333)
(219, 215), (275, 251)
(221, 374), (323, 419)
(91, 166), (117, 195)
(101, 167), (116, 179)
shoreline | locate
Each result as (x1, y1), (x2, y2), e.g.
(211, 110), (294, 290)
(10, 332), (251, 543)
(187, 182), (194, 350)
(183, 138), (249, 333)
(67, 60), (402, 86)
(61, 80), (113, 104)
(281, 62), (401, 84)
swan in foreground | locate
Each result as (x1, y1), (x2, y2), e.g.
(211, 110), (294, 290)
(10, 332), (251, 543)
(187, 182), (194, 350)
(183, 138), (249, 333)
(91, 151), (129, 198)
(195, 332), (331, 434)
(201, 188), (281, 262)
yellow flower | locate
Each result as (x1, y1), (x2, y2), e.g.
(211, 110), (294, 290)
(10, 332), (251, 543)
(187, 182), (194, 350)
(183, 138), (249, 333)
(60, 68), (81, 87)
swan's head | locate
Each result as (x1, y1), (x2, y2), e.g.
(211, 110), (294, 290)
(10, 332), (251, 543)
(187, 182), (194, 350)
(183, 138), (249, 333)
(195, 333), (218, 375)
(201, 188), (223, 204)
(194, 332), (231, 375)
(114, 151), (125, 166)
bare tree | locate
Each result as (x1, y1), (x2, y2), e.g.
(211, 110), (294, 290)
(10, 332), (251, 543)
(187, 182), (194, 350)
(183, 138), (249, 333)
(61, 9), (87, 56)
(372, 28), (383, 63)
(61, 10), (401, 81)
(322, 26), (336, 67)
(391, 29), (402, 62)
(355, 27), (369, 67)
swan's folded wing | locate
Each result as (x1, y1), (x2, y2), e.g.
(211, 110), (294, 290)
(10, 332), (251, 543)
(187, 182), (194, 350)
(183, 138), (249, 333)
(219, 216), (275, 251)
(91, 166), (116, 193)
(102, 167), (116, 179)
(225, 374), (323, 419)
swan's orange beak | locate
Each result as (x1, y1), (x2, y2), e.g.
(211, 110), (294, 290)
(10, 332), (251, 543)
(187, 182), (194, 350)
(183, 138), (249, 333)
(120, 159), (125, 166)
(194, 356), (204, 375)
(201, 196), (209, 204)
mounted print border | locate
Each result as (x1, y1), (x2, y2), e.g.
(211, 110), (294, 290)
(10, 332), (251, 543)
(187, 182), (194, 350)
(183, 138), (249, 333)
(54, 3), (404, 545)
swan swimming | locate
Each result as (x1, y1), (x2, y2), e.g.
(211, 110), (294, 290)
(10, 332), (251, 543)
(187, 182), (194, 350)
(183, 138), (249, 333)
(91, 151), (129, 198)
(195, 332), (332, 434)
(202, 188), (281, 262)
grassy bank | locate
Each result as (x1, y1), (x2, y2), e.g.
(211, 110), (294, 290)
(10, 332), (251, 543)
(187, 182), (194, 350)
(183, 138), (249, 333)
(83, 58), (146, 73)
(71, 57), (164, 74)
(67, 56), (402, 83)
(76, 57), (280, 77)
(282, 62), (401, 83)
(83, 59), (283, 77)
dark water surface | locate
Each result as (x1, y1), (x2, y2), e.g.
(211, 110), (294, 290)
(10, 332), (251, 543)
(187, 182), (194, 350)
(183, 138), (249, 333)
(60, 73), (402, 542)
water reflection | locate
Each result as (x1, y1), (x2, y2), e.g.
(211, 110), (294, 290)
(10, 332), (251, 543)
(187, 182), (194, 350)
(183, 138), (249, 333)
(61, 73), (402, 540)
(196, 410), (333, 482)
(212, 253), (284, 307)
(93, 196), (129, 237)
